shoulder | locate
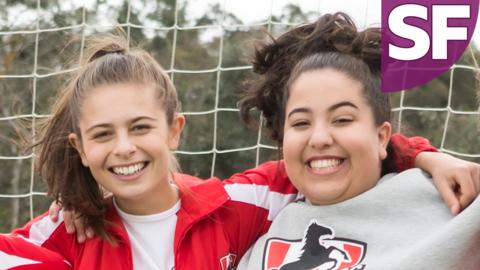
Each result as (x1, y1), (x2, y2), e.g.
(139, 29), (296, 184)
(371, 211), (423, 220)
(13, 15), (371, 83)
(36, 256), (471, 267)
(365, 168), (439, 204)
(379, 168), (431, 187)
(222, 161), (296, 194)
(174, 173), (218, 187)
(11, 211), (68, 247)
(0, 234), (71, 269)
(8, 211), (80, 265)
(174, 173), (230, 214)
(232, 161), (285, 182)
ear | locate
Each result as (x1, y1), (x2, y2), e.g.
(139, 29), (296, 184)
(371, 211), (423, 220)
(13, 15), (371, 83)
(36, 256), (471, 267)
(377, 122), (392, 160)
(168, 114), (185, 151)
(68, 133), (88, 167)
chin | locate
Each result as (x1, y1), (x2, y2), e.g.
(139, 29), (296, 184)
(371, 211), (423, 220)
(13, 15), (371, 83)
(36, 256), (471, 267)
(308, 191), (347, 205)
(307, 195), (334, 206)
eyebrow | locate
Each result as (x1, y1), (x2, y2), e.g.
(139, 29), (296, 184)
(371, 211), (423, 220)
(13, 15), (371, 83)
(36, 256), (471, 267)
(287, 101), (358, 119)
(287, 108), (311, 119)
(85, 116), (156, 134)
(328, 101), (358, 112)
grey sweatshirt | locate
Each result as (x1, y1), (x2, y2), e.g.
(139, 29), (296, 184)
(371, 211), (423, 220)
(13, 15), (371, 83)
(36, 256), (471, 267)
(238, 169), (480, 270)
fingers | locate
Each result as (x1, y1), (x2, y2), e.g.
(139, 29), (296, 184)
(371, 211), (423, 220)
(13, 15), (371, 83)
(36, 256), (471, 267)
(86, 228), (95, 239)
(455, 167), (478, 211)
(445, 163), (480, 214)
(62, 210), (94, 243)
(63, 211), (76, 234)
(48, 201), (61, 222)
(74, 218), (87, 243)
(434, 178), (461, 215)
(469, 164), (480, 194)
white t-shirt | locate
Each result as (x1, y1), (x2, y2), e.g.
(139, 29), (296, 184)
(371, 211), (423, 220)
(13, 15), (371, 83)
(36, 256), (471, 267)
(114, 199), (180, 270)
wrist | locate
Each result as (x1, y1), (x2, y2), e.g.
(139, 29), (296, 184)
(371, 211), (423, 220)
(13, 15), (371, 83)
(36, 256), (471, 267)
(414, 151), (430, 170)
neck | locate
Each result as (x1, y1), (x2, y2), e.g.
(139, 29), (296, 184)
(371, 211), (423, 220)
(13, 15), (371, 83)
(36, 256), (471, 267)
(115, 182), (179, 215)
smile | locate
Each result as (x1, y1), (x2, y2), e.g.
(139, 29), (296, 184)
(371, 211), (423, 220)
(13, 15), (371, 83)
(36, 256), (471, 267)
(308, 158), (343, 170)
(110, 162), (148, 176)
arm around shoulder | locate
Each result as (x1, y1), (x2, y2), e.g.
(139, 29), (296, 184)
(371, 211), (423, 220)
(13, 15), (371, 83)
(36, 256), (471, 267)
(10, 211), (76, 262)
(0, 233), (71, 269)
(389, 133), (437, 172)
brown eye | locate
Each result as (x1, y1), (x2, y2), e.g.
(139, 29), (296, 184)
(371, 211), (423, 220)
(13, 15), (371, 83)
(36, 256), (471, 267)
(292, 121), (310, 128)
(333, 118), (353, 125)
(92, 131), (111, 139)
(131, 124), (151, 132)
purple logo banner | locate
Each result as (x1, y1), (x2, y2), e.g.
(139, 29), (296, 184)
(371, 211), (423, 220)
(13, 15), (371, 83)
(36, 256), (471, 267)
(381, 0), (479, 92)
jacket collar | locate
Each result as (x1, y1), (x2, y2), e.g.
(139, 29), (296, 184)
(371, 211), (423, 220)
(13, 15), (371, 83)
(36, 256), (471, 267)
(104, 200), (130, 245)
(173, 173), (229, 252)
(103, 173), (229, 249)
(174, 173), (229, 221)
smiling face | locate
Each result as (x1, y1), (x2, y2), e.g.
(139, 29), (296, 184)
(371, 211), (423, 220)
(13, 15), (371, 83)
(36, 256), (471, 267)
(69, 83), (184, 215)
(283, 68), (391, 205)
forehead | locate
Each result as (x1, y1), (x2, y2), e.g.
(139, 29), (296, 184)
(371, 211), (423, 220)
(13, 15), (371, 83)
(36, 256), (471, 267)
(79, 83), (163, 125)
(287, 69), (364, 108)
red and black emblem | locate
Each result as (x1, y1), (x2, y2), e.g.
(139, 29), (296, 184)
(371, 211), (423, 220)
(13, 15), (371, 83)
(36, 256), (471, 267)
(220, 253), (237, 270)
(262, 220), (367, 270)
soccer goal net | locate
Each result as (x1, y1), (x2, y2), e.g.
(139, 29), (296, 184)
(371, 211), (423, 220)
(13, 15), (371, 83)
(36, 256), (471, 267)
(0, 0), (478, 232)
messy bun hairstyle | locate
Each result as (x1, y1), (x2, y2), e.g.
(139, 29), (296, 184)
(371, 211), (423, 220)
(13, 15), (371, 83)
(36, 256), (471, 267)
(239, 12), (385, 144)
(35, 31), (179, 242)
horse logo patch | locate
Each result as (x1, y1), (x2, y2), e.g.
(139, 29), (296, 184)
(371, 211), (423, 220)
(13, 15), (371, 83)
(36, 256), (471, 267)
(262, 220), (367, 270)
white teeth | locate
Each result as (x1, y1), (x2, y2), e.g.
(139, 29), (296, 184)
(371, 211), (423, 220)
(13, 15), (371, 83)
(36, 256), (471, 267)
(112, 163), (146, 176)
(309, 159), (341, 169)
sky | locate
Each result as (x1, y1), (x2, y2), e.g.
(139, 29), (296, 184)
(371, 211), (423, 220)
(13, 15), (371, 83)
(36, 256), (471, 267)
(187, 0), (479, 48)
(2, 0), (479, 48)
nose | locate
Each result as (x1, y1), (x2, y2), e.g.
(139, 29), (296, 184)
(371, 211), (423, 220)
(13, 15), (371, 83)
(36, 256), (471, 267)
(308, 123), (334, 149)
(113, 132), (136, 158)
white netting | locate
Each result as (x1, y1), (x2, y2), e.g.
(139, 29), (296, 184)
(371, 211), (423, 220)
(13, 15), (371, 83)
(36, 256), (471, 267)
(0, 0), (478, 232)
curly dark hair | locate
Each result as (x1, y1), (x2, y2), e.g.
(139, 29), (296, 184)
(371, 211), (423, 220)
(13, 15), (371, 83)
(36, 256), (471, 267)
(239, 12), (387, 145)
